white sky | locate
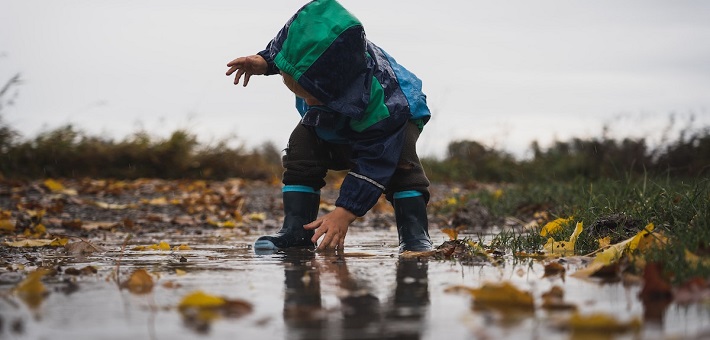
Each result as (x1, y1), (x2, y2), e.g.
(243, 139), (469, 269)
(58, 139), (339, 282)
(1, 0), (709, 158)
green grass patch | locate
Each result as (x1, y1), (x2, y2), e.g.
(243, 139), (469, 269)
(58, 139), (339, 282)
(456, 177), (710, 284)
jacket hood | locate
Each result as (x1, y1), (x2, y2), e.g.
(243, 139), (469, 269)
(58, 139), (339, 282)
(269, 0), (372, 119)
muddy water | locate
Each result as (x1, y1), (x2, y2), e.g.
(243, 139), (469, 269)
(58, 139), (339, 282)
(1, 228), (708, 340)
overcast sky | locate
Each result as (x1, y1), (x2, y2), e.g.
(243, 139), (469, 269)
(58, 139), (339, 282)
(2, 0), (709, 158)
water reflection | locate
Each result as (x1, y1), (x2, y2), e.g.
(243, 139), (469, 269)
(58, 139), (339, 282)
(279, 251), (429, 340)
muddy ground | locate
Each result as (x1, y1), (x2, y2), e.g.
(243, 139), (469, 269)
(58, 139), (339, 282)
(0, 179), (708, 339)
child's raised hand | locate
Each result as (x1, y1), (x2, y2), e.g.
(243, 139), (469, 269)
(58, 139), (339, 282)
(226, 55), (268, 87)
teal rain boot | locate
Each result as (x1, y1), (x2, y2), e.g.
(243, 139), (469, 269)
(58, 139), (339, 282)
(393, 192), (433, 252)
(254, 188), (320, 251)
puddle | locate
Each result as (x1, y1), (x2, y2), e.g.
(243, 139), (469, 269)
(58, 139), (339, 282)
(1, 228), (709, 339)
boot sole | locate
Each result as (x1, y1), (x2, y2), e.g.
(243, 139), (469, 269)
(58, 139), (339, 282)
(254, 239), (278, 250)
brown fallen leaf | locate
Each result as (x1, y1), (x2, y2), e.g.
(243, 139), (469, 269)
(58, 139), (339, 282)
(541, 286), (577, 311)
(61, 219), (83, 230)
(121, 269), (154, 294)
(543, 262), (566, 278)
(5, 238), (68, 247)
(64, 266), (98, 276)
(469, 282), (535, 311)
(81, 221), (120, 231)
(14, 269), (50, 309)
(565, 312), (641, 334)
(65, 240), (105, 255)
(178, 290), (253, 318)
(639, 262), (672, 301)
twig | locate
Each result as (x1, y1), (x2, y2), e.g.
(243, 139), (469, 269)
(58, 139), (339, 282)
(114, 234), (133, 288)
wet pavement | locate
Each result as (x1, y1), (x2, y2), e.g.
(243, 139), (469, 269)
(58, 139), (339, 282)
(1, 226), (709, 340)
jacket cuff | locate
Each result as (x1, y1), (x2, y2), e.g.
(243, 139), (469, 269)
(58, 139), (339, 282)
(335, 173), (384, 217)
(256, 50), (280, 76)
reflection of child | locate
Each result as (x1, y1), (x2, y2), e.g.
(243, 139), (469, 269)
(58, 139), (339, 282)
(226, 0), (432, 253)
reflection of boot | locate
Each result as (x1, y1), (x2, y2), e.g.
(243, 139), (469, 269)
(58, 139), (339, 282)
(254, 190), (319, 250)
(385, 258), (430, 339)
(332, 260), (381, 338)
(394, 195), (433, 252)
(283, 253), (324, 339)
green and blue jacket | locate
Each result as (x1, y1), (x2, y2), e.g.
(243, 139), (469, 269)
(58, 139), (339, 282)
(257, 0), (431, 216)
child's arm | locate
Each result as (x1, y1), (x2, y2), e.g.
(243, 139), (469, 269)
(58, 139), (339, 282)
(226, 55), (268, 87)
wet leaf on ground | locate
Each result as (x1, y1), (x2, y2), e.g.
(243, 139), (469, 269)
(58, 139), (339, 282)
(121, 269), (154, 294)
(565, 312), (641, 334)
(178, 290), (253, 332)
(14, 269), (50, 309)
(5, 238), (68, 247)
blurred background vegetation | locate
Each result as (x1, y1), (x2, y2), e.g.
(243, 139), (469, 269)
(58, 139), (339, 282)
(1, 114), (707, 182)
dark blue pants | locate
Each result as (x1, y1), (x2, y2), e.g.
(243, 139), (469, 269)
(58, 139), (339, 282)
(281, 121), (430, 203)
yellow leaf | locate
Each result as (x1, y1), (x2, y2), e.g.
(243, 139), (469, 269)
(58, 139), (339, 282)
(628, 223), (655, 252)
(441, 228), (459, 241)
(0, 219), (15, 233)
(5, 238), (63, 247)
(23, 208), (45, 219)
(597, 236), (611, 249)
(492, 189), (504, 200)
(14, 269), (50, 309)
(567, 312), (641, 333)
(543, 221), (583, 256)
(141, 197), (169, 206)
(50, 238), (69, 247)
(148, 241), (171, 251)
(173, 244), (191, 251)
(221, 220), (236, 228)
(572, 223), (655, 278)
(43, 179), (65, 192)
(247, 212), (266, 222)
(468, 282), (534, 310)
(179, 291), (226, 310)
(685, 249), (710, 269)
(121, 269), (154, 294)
(42, 179), (77, 195)
(175, 269), (187, 276)
(33, 224), (47, 234)
(207, 219), (229, 228)
(540, 217), (574, 237)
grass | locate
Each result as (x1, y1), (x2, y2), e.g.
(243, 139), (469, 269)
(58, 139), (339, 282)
(454, 176), (710, 284)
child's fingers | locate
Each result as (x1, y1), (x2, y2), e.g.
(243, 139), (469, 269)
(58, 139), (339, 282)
(226, 57), (244, 67)
(233, 69), (245, 85)
(317, 232), (335, 251)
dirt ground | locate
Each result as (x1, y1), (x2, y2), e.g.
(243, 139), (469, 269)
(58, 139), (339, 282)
(1, 179), (708, 339)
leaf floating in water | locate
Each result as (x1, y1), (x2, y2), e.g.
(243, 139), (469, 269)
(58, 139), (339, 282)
(14, 269), (50, 309)
(121, 269), (154, 294)
(178, 290), (253, 332)
(5, 238), (68, 247)
(543, 261), (566, 278)
(541, 286), (577, 311)
(565, 312), (641, 334)
(448, 282), (535, 311)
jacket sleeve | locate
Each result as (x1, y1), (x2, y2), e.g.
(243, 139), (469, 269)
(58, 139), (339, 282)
(335, 122), (407, 216)
(257, 43), (280, 76)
